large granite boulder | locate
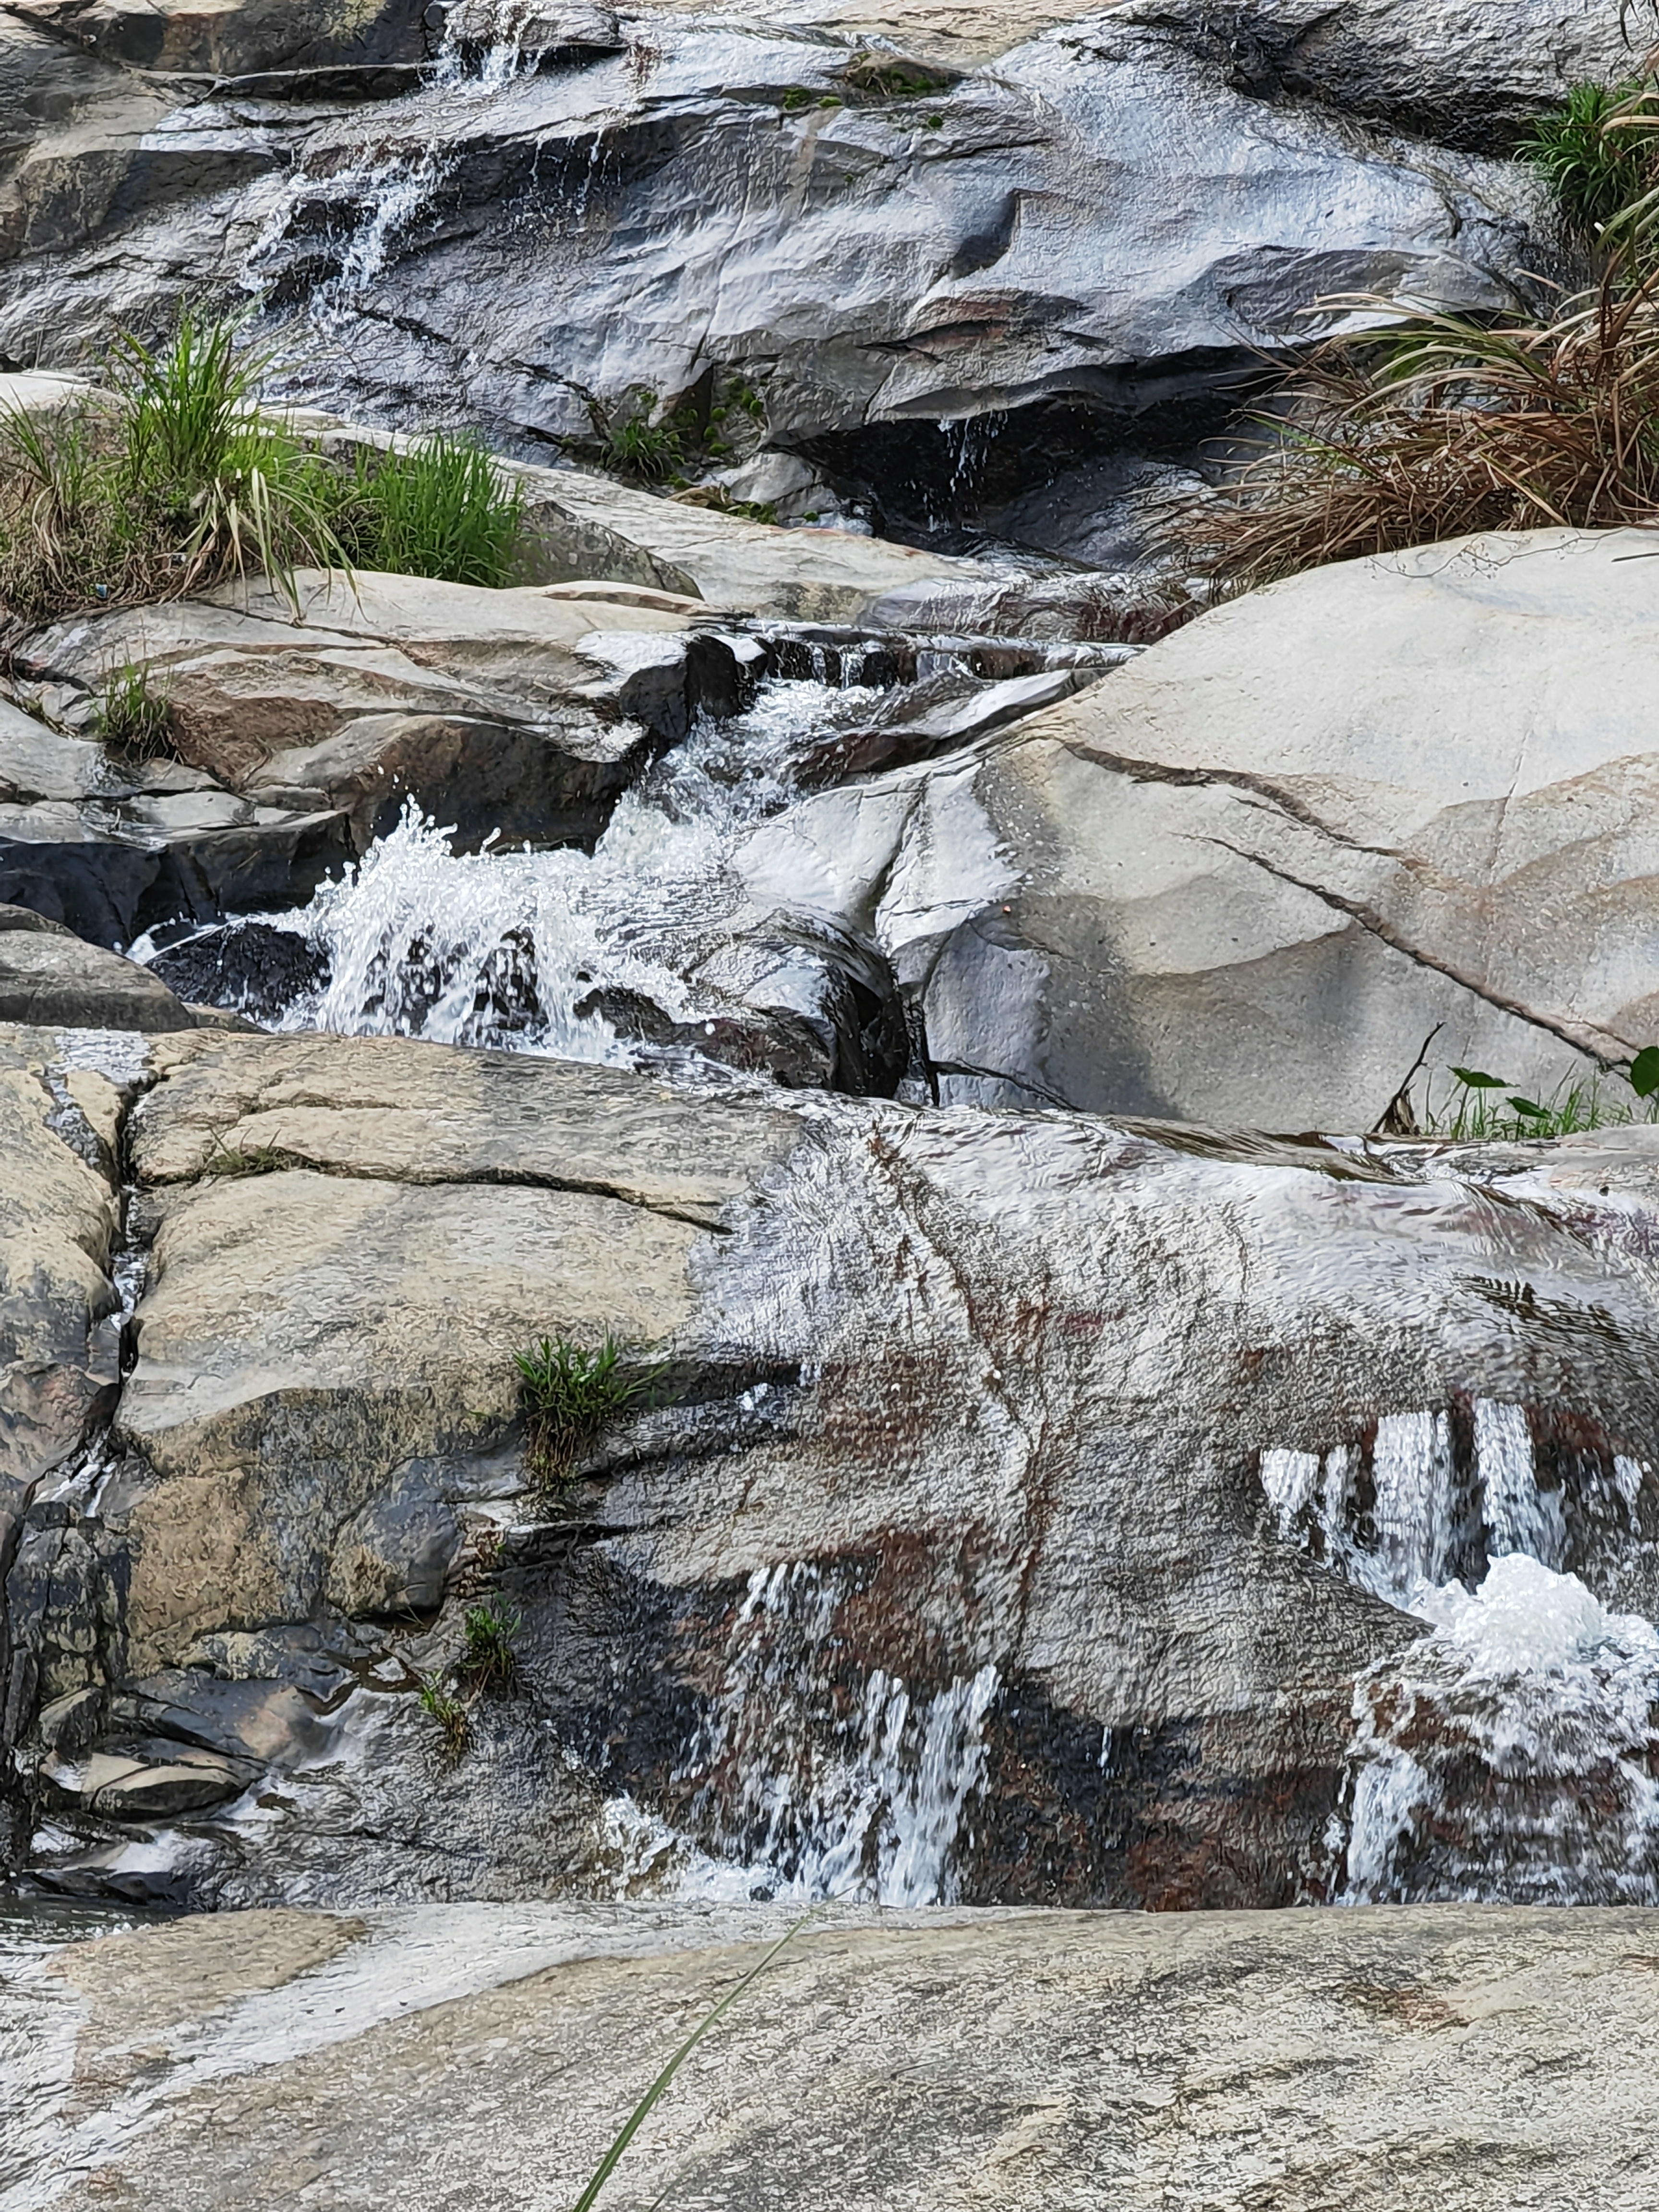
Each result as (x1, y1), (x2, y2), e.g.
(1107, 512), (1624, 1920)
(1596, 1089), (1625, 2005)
(14, 1902), (1659, 2208)
(4, 1024), (1658, 1912)
(742, 526), (1659, 1130)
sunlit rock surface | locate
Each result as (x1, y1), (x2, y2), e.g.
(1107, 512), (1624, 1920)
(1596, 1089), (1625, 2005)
(5, 1024), (1659, 1913)
(11, 1901), (1659, 2210)
(751, 527), (1659, 1129)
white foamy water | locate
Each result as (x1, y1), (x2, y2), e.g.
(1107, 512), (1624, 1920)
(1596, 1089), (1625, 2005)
(278, 677), (879, 1062)
(1262, 1400), (1659, 1902)
(626, 1561), (1001, 1907)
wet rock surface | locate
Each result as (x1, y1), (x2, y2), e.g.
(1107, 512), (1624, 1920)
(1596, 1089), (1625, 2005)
(12, 1900), (1659, 2210)
(11, 571), (747, 877)
(4, 1025), (1659, 1913)
(0, 0), (1561, 559)
(0, 905), (208, 1032)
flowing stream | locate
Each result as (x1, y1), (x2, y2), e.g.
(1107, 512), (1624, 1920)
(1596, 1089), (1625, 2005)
(174, 675), (885, 1067)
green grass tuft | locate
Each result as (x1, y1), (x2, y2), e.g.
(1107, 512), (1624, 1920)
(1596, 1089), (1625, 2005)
(0, 308), (347, 622)
(1522, 80), (1659, 235)
(457, 1598), (520, 1695)
(418, 1673), (469, 1756)
(515, 1333), (665, 1488)
(93, 659), (172, 757)
(1429, 1061), (1659, 1142)
(344, 434), (524, 588)
(0, 311), (529, 623)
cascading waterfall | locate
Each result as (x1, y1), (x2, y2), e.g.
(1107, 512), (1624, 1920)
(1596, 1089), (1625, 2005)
(606, 1563), (1000, 1906)
(1262, 1402), (1659, 1902)
(273, 676), (881, 1061)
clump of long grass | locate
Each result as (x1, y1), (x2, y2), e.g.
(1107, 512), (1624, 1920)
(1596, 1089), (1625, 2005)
(515, 1332), (666, 1489)
(0, 312), (348, 623)
(1178, 248), (1659, 589)
(343, 433), (524, 587)
(1522, 80), (1659, 234)
(0, 312), (528, 626)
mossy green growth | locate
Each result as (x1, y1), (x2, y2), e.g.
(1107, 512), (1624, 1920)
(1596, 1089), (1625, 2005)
(515, 1333), (665, 1487)
(842, 52), (955, 99)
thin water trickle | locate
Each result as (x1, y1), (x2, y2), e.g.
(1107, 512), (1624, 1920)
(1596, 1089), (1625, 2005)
(640, 1562), (1000, 1906)
(275, 677), (880, 1063)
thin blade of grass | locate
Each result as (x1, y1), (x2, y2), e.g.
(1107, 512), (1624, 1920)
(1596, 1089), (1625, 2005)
(569, 1911), (818, 2212)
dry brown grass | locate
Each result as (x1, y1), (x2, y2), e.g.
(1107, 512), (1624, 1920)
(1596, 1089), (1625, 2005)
(1176, 247), (1659, 590)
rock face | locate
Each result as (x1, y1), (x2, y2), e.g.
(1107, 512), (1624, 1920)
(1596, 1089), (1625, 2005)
(0, 902), (210, 1031)
(1135, 0), (1643, 155)
(5, 1022), (1659, 1912)
(0, 0), (1562, 507)
(15, 1900), (1659, 2210)
(747, 526), (1659, 1130)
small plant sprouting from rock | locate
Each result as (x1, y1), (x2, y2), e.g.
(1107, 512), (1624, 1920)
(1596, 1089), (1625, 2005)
(457, 1598), (521, 1695)
(418, 1672), (469, 1757)
(93, 660), (172, 758)
(1429, 1050), (1659, 1142)
(515, 1333), (665, 1487)
(201, 1126), (290, 1177)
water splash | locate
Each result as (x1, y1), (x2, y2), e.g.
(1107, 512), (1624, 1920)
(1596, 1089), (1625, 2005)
(1262, 1400), (1659, 1902)
(1344, 1556), (1659, 1905)
(281, 677), (880, 1060)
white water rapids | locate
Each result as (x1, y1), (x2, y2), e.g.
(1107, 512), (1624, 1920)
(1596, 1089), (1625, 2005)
(1263, 1405), (1659, 1903)
(254, 675), (883, 1065)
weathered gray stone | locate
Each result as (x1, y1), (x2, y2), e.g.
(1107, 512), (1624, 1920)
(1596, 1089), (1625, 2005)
(14, 572), (741, 848)
(325, 1490), (461, 1615)
(0, 1033), (119, 1503)
(7, 0), (430, 74)
(92, 1758), (241, 1817)
(0, 904), (205, 1030)
(741, 525), (1659, 1130)
(18, 1901), (1659, 2211)
(6, 1027), (1658, 1915)
(1129, 0), (1644, 154)
(0, 0), (1557, 487)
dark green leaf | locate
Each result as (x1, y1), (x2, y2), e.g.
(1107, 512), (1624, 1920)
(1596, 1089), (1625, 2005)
(1630, 1046), (1659, 1098)
(1508, 1098), (1548, 1119)
(1451, 1067), (1507, 1090)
